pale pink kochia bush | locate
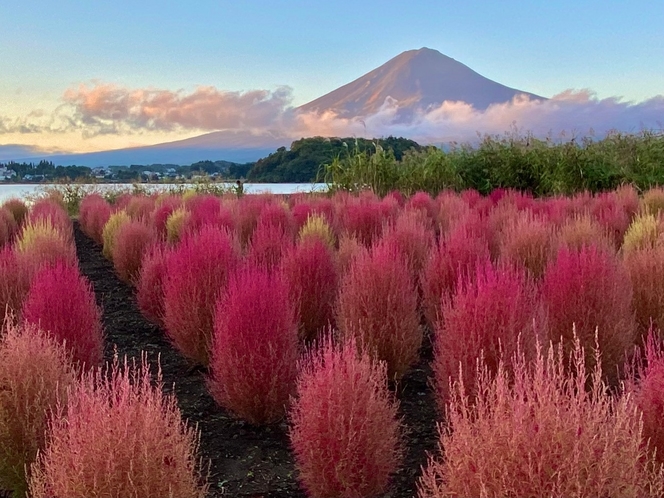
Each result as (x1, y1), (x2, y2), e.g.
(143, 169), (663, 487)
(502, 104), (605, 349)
(0, 207), (17, 248)
(289, 336), (403, 498)
(111, 220), (156, 285)
(0, 322), (77, 498)
(498, 211), (556, 279)
(0, 248), (31, 328)
(542, 245), (636, 385)
(28, 355), (209, 498)
(556, 214), (614, 252)
(208, 265), (298, 425)
(435, 190), (470, 235)
(125, 195), (155, 221)
(163, 226), (240, 365)
(234, 194), (272, 247)
(136, 243), (170, 328)
(591, 191), (632, 248)
(420, 222), (491, 329)
(337, 239), (421, 380)
(281, 238), (338, 342)
(335, 233), (365, 278)
(419, 338), (664, 498)
(22, 262), (104, 369)
(78, 194), (112, 245)
(625, 246), (664, 337)
(433, 261), (541, 409)
(380, 208), (435, 280)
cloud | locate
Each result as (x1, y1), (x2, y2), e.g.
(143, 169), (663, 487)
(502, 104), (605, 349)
(61, 83), (295, 135)
(2, 82), (663, 149)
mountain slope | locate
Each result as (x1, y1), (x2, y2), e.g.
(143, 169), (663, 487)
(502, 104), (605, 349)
(298, 47), (545, 117)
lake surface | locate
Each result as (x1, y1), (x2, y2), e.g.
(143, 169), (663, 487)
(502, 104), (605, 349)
(0, 183), (328, 204)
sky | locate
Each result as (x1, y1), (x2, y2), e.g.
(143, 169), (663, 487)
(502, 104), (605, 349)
(1, 0), (663, 158)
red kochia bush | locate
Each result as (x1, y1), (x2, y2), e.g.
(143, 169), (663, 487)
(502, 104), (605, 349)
(337, 239), (421, 380)
(281, 238), (338, 342)
(163, 226), (240, 365)
(111, 220), (156, 285)
(380, 208), (435, 280)
(0, 321), (77, 497)
(136, 243), (170, 328)
(151, 195), (181, 240)
(246, 219), (294, 271)
(289, 335), (403, 498)
(542, 244), (636, 385)
(208, 265), (298, 425)
(28, 355), (209, 498)
(78, 194), (112, 245)
(433, 261), (540, 409)
(22, 262), (103, 369)
(338, 197), (385, 247)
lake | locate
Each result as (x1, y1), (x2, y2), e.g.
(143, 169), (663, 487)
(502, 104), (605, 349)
(0, 183), (328, 204)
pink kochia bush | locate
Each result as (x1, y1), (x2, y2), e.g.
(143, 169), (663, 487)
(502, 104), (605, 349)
(337, 239), (421, 380)
(246, 219), (294, 271)
(289, 335), (403, 498)
(433, 261), (541, 408)
(542, 245), (636, 385)
(163, 226), (240, 365)
(0, 248), (31, 328)
(22, 262), (104, 369)
(78, 194), (112, 245)
(418, 337), (664, 498)
(0, 322), (77, 497)
(136, 243), (170, 327)
(111, 220), (156, 285)
(208, 265), (298, 425)
(281, 238), (338, 342)
(421, 221), (491, 328)
(28, 355), (209, 498)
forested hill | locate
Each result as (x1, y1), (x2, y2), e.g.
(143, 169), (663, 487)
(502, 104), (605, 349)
(246, 136), (421, 183)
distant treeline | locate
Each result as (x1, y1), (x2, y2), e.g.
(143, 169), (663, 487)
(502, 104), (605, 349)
(323, 131), (664, 197)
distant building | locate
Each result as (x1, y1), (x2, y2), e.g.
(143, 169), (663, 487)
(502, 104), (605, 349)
(0, 167), (16, 181)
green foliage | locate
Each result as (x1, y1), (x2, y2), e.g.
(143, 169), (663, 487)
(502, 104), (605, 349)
(324, 131), (664, 197)
(247, 136), (421, 183)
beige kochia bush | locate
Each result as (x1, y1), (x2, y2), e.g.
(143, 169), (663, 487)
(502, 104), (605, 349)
(418, 336), (664, 498)
(289, 335), (403, 498)
(0, 322), (77, 498)
(29, 355), (209, 498)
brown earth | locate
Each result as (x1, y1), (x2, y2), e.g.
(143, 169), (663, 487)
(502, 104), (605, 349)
(73, 221), (439, 498)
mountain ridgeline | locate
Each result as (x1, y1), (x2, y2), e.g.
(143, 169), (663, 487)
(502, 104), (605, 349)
(246, 136), (421, 183)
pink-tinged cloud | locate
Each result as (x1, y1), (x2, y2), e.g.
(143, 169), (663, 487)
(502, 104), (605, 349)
(62, 83), (294, 134)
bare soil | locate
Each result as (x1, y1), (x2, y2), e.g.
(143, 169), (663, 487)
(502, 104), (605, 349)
(73, 221), (439, 497)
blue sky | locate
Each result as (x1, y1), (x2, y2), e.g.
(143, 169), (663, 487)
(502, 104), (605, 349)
(1, 1), (663, 155)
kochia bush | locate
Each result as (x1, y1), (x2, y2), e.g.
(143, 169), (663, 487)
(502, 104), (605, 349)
(625, 246), (664, 337)
(28, 355), (209, 498)
(22, 262), (104, 369)
(0, 207), (17, 248)
(163, 226), (240, 365)
(136, 243), (170, 328)
(0, 248), (31, 328)
(418, 338), (664, 498)
(1, 199), (28, 227)
(101, 210), (130, 260)
(111, 220), (156, 285)
(281, 238), (338, 342)
(337, 239), (421, 380)
(78, 194), (112, 245)
(542, 245), (636, 385)
(0, 322), (77, 498)
(208, 265), (298, 425)
(433, 261), (541, 409)
(289, 336), (403, 498)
